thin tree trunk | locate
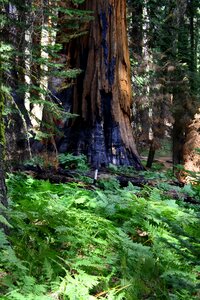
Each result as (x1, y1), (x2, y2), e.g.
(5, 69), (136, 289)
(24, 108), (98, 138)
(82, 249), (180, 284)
(131, 0), (151, 148)
(0, 146), (7, 209)
(0, 72), (8, 232)
(146, 142), (156, 168)
(0, 3), (8, 216)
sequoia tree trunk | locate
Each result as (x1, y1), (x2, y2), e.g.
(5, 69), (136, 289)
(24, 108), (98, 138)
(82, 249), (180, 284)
(182, 108), (200, 182)
(60, 0), (143, 169)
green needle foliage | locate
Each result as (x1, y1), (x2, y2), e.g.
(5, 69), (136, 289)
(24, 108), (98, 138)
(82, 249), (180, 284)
(0, 171), (199, 299)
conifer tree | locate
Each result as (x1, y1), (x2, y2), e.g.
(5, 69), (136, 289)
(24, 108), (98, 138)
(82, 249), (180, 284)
(129, 0), (200, 174)
(58, 0), (143, 169)
(3, 1), (80, 160)
(0, 0), (10, 229)
(182, 0), (200, 178)
(0, 59), (7, 211)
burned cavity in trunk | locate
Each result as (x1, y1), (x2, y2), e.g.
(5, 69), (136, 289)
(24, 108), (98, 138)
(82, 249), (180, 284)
(55, 0), (144, 170)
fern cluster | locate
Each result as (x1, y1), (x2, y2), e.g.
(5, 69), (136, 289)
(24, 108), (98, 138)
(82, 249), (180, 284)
(0, 172), (199, 299)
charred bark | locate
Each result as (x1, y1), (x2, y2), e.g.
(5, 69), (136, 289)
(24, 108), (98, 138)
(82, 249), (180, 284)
(59, 0), (143, 170)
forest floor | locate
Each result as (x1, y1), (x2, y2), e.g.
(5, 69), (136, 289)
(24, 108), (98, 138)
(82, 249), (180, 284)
(141, 155), (173, 169)
(1, 153), (200, 300)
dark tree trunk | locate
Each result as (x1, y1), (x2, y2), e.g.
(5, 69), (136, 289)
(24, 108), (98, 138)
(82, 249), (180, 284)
(172, 117), (185, 167)
(131, 1), (143, 57)
(130, 0), (150, 148)
(4, 2), (32, 164)
(146, 140), (156, 168)
(0, 4), (8, 231)
(60, 0), (143, 170)
(172, 2), (189, 170)
(0, 82), (8, 232)
(0, 145), (7, 209)
(0, 150), (8, 234)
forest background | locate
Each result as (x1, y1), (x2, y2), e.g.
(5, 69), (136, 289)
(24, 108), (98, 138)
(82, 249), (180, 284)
(0, 0), (200, 299)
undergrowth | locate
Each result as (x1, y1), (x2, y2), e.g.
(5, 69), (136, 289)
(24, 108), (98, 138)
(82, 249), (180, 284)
(0, 171), (200, 299)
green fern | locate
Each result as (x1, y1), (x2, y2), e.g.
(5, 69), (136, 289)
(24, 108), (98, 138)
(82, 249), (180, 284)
(0, 172), (199, 299)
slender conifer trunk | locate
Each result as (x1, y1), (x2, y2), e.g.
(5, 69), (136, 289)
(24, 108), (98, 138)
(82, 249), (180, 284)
(0, 77), (8, 232)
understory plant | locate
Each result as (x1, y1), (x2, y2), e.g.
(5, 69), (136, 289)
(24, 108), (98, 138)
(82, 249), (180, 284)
(0, 171), (199, 299)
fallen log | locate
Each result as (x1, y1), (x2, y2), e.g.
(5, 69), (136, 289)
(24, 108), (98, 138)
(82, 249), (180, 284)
(116, 175), (148, 187)
(14, 165), (199, 205)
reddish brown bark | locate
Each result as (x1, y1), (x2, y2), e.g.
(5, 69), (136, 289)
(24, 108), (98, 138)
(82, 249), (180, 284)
(182, 109), (200, 182)
(60, 0), (143, 169)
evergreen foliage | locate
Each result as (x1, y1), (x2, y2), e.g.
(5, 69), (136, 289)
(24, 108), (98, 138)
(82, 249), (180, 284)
(128, 0), (200, 167)
(2, 0), (92, 155)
